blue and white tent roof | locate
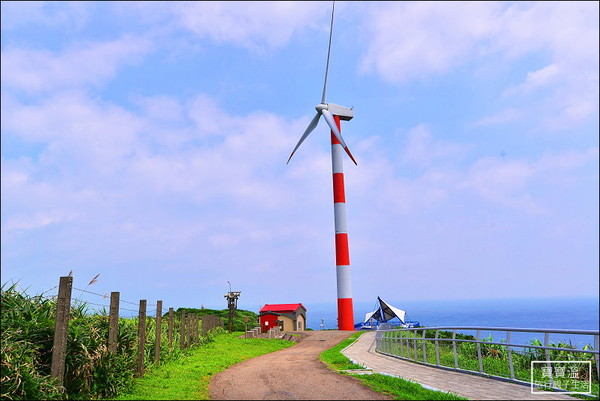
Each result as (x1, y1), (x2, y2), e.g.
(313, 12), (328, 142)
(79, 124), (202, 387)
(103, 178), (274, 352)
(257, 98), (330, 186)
(364, 297), (406, 324)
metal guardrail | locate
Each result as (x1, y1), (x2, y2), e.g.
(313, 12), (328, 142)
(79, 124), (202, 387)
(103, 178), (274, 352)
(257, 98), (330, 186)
(375, 326), (599, 393)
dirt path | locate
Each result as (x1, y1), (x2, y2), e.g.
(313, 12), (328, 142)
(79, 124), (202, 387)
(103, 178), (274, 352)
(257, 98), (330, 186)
(209, 331), (392, 400)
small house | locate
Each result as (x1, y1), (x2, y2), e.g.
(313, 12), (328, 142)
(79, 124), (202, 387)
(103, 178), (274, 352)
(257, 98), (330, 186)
(259, 303), (307, 333)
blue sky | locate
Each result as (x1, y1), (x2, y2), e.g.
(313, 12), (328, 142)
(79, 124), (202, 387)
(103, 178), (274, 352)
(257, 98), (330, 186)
(1, 1), (598, 316)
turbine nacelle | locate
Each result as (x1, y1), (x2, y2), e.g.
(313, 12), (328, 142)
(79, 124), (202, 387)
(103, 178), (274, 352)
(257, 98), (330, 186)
(317, 103), (354, 121)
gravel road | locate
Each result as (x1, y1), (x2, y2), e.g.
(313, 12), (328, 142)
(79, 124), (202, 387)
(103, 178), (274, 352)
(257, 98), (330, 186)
(209, 330), (392, 400)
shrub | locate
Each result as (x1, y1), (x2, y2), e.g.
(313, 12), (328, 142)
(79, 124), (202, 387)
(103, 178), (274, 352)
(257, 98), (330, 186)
(1, 282), (221, 400)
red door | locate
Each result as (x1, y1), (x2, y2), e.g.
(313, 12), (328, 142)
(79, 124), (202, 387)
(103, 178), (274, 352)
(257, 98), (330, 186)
(260, 313), (278, 333)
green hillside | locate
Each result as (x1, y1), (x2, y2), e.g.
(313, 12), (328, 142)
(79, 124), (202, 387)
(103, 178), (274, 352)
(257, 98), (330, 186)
(170, 308), (259, 332)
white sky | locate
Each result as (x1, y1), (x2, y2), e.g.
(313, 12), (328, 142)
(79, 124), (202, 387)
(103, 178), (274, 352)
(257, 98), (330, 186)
(1, 1), (598, 314)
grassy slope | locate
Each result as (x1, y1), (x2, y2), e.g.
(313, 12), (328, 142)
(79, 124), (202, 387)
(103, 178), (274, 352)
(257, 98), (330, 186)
(115, 332), (293, 400)
(319, 332), (468, 401)
(174, 308), (258, 332)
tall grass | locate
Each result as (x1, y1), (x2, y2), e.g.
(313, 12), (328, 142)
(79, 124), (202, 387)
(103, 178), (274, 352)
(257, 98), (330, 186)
(0, 283), (217, 400)
(1, 283), (63, 400)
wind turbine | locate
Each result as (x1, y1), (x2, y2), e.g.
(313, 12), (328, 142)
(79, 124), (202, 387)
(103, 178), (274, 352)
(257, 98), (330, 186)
(286, 1), (355, 331)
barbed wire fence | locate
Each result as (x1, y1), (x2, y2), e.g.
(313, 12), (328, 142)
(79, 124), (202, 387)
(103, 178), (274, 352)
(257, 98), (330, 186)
(34, 275), (208, 385)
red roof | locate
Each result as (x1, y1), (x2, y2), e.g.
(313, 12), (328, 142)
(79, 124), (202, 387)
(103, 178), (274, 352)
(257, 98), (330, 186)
(259, 303), (306, 313)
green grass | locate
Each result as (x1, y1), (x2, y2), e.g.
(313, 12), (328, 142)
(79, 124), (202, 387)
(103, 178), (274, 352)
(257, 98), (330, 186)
(319, 334), (364, 371)
(114, 332), (294, 400)
(355, 373), (469, 401)
(319, 332), (468, 400)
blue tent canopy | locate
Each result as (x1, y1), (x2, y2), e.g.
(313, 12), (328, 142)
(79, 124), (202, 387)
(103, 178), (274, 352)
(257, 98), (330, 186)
(356, 297), (420, 329)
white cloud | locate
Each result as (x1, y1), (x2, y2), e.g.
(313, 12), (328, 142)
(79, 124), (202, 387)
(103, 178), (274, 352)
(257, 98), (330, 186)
(493, 2), (599, 64)
(360, 2), (501, 81)
(0, 164), (29, 187)
(1, 90), (317, 242)
(187, 94), (237, 136)
(174, 2), (326, 51)
(346, 125), (598, 217)
(401, 124), (472, 167)
(0, 1), (90, 30)
(526, 13), (599, 128)
(361, 2), (598, 83)
(1, 35), (153, 93)
(209, 233), (240, 249)
(460, 147), (599, 213)
(523, 64), (560, 91)
(3, 91), (143, 174)
(360, 2), (599, 129)
(116, 1), (328, 52)
(461, 157), (542, 213)
(534, 147), (600, 177)
(505, 64), (561, 96)
(132, 94), (185, 123)
(5, 210), (79, 232)
(473, 108), (523, 127)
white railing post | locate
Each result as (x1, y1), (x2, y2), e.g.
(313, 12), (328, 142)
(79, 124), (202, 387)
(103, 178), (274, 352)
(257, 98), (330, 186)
(544, 332), (555, 388)
(422, 329), (427, 363)
(452, 329), (458, 369)
(507, 330), (515, 380)
(595, 334), (599, 384)
(435, 330), (440, 366)
(413, 329), (418, 361)
(476, 329), (483, 373)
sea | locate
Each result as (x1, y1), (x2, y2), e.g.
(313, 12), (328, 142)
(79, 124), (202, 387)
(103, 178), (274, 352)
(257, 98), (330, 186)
(304, 296), (599, 348)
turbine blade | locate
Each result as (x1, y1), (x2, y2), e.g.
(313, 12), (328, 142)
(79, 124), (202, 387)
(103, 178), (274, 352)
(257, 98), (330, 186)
(322, 109), (358, 165)
(322, 109), (344, 145)
(343, 145), (358, 166)
(286, 112), (321, 164)
(321, 1), (335, 104)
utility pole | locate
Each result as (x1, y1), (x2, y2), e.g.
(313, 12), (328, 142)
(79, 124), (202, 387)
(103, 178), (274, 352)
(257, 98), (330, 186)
(224, 283), (241, 332)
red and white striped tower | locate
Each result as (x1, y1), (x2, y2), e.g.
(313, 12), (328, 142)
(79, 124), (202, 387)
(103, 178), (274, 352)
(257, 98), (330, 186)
(330, 115), (354, 331)
(286, 1), (356, 332)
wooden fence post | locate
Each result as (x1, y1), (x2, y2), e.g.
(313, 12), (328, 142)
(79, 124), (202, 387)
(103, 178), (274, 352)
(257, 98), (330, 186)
(168, 307), (173, 349)
(189, 314), (193, 345)
(189, 314), (194, 346)
(137, 300), (147, 377)
(50, 276), (73, 386)
(180, 310), (186, 350)
(154, 300), (162, 364)
(108, 292), (119, 353)
(193, 314), (198, 343)
(186, 313), (191, 348)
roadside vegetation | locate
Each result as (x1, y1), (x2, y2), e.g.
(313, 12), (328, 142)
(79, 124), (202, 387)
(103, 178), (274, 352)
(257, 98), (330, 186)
(380, 330), (598, 397)
(0, 283), (271, 400)
(175, 307), (258, 332)
(115, 332), (293, 400)
(319, 332), (468, 400)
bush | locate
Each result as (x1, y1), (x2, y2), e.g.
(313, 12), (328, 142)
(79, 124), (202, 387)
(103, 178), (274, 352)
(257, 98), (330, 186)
(175, 307), (258, 332)
(1, 282), (221, 400)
